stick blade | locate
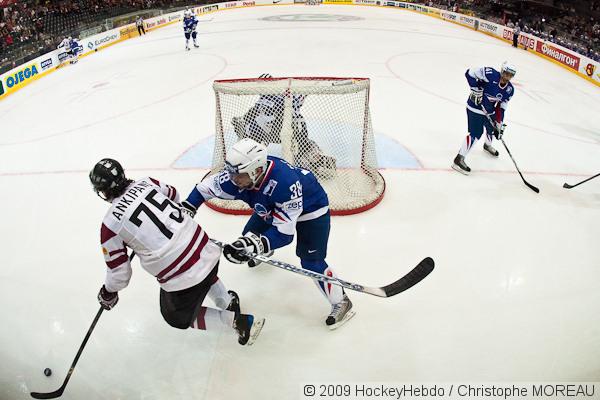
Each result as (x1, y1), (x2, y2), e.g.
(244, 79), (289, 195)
(523, 180), (540, 193)
(31, 389), (64, 399)
(563, 183), (573, 189)
(382, 257), (434, 297)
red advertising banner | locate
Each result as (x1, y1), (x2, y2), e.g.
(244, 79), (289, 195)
(535, 41), (580, 70)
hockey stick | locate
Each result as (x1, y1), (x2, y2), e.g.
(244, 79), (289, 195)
(30, 252), (135, 399)
(481, 108), (540, 193)
(563, 172), (600, 189)
(211, 239), (434, 298)
(30, 307), (103, 399)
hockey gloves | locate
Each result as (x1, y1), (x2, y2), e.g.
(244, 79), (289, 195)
(224, 232), (270, 264)
(180, 200), (197, 218)
(98, 285), (119, 310)
(493, 122), (506, 140)
(469, 88), (483, 105)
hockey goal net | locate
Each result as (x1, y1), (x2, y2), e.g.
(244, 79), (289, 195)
(207, 77), (385, 215)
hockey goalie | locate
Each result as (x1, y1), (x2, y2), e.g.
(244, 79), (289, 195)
(231, 74), (337, 179)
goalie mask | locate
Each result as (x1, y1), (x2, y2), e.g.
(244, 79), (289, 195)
(225, 138), (268, 188)
(89, 158), (132, 201)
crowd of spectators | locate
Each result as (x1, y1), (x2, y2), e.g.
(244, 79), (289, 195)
(0, 0), (194, 73)
(1, 0), (600, 74)
(424, 0), (600, 62)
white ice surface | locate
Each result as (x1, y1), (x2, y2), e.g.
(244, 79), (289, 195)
(1, 5), (599, 400)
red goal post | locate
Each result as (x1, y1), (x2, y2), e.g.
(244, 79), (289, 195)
(206, 76), (385, 216)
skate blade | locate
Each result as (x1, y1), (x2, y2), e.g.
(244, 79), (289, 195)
(451, 163), (469, 176)
(246, 318), (265, 346)
(328, 310), (356, 331)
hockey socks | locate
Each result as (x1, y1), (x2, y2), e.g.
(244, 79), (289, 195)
(301, 260), (344, 305)
(190, 307), (235, 330)
(459, 134), (478, 157)
(207, 278), (232, 310)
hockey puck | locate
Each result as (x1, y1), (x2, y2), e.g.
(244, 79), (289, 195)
(44, 368), (52, 377)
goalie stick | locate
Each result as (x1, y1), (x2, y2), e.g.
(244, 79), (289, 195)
(30, 253), (135, 399)
(481, 107), (540, 194)
(211, 239), (434, 298)
(563, 172), (600, 189)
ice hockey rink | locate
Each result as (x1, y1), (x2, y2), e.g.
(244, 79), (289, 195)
(1, 4), (600, 400)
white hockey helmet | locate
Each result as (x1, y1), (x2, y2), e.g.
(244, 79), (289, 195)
(184, 9), (192, 17)
(225, 138), (268, 185)
(501, 61), (517, 77)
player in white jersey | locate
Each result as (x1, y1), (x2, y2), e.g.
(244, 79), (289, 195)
(57, 37), (80, 65)
(89, 158), (264, 345)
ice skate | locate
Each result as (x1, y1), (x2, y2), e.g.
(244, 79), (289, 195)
(325, 294), (355, 330)
(233, 313), (265, 346)
(452, 154), (471, 175)
(483, 143), (499, 157)
(226, 290), (240, 317)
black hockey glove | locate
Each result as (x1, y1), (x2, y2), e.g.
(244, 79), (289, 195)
(223, 233), (270, 264)
(98, 285), (118, 310)
(493, 122), (506, 140)
(180, 200), (197, 219)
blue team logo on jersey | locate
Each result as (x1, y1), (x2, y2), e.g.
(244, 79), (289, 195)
(254, 203), (271, 220)
(507, 86), (513, 94)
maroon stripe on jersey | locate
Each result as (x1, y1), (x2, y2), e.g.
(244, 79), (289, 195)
(100, 224), (117, 244)
(106, 254), (129, 269)
(158, 233), (209, 283)
(156, 226), (201, 280)
(149, 177), (160, 186)
(168, 185), (177, 201)
(194, 307), (207, 330)
(109, 248), (127, 257)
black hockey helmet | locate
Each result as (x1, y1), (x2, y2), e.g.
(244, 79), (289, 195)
(89, 158), (132, 201)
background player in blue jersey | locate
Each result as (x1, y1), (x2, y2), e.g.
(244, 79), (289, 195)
(183, 9), (199, 51)
(57, 36), (81, 65)
(181, 138), (355, 329)
(452, 62), (517, 175)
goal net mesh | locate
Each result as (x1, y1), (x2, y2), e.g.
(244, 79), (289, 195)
(207, 77), (385, 215)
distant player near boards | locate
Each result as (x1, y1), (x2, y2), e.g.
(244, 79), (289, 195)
(89, 158), (264, 345)
(183, 9), (199, 50)
(57, 36), (81, 65)
(181, 138), (355, 329)
(452, 62), (516, 175)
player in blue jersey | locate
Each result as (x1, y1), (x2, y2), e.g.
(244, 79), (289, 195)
(452, 62), (517, 175)
(57, 36), (81, 65)
(183, 9), (199, 51)
(181, 138), (355, 329)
